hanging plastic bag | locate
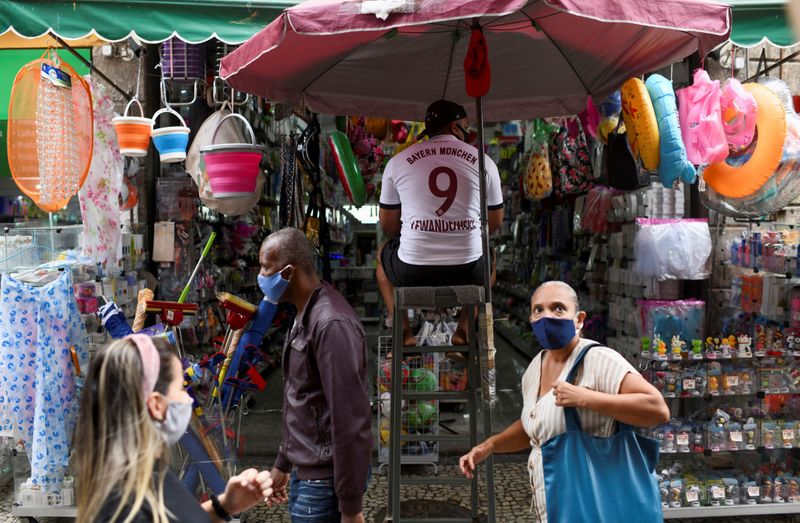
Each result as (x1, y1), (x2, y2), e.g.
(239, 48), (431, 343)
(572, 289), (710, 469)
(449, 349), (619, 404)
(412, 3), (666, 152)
(633, 218), (712, 280)
(580, 186), (621, 234)
(676, 69), (729, 166)
(523, 119), (554, 200)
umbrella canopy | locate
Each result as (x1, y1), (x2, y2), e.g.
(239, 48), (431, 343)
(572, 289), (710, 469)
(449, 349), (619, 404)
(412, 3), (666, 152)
(221, 0), (731, 120)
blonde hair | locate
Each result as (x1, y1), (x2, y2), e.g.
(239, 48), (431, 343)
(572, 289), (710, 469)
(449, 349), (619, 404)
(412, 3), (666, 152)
(76, 337), (177, 523)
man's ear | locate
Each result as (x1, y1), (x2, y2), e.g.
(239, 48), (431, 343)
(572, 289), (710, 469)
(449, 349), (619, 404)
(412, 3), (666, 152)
(576, 311), (587, 329)
(281, 264), (295, 281)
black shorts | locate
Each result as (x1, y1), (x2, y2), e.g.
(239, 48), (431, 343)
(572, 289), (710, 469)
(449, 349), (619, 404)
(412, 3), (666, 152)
(380, 237), (490, 288)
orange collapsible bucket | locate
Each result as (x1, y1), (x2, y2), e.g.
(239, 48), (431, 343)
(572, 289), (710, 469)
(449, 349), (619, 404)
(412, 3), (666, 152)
(112, 99), (152, 157)
(7, 49), (93, 212)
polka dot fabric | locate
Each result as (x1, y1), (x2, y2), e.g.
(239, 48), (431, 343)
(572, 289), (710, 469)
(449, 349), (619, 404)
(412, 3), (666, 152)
(0, 270), (89, 492)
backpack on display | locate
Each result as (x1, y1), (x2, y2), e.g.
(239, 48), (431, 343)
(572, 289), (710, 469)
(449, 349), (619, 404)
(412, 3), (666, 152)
(549, 118), (594, 196)
(606, 119), (649, 191)
(523, 119), (554, 200)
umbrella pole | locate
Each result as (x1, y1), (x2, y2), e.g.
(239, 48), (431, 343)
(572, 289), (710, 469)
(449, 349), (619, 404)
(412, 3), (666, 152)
(474, 95), (497, 523)
(475, 96), (492, 304)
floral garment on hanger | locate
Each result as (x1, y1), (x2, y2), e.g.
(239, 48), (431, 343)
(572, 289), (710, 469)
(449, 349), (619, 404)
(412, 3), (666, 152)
(0, 270), (89, 491)
(79, 77), (123, 268)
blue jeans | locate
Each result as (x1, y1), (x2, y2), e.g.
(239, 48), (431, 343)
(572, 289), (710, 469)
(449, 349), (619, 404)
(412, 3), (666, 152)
(288, 468), (371, 523)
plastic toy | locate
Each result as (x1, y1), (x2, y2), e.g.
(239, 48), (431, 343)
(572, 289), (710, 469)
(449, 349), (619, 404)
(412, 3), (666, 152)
(690, 339), (703, 360)
(783, 421), (796, 449)
(708, 375), (719, 396)
(378, 360), (410, 392)
(671, 335), (685, 360)
(655, 335), (668, 360)
(329, 131), (367, 207)
(744, 419), (758, 450)
(719, 336), (733, 359)
(744, 481), (760, 504)
(407, 401), (436, 427)
(645, 74), (696, 187)
(720, 78), (758, 153)
(409, 367), (437, 392)
(621, 77), (660, 172)
(676, 69), (728, 166)
(641, 336), (652, 357)
(737, 334), (753, 358)
(705, 337), (719, 359)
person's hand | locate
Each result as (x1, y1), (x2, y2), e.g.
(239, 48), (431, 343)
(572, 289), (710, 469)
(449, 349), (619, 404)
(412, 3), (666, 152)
(342, 512), (365, 523)
(552, 380), (591, 408)
(266, 468), (289, 508)
(459, 441), (493, 479)
(219, 468), (273, 515)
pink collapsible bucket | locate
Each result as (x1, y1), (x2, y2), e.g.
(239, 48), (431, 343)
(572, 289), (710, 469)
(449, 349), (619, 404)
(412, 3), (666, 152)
(199, 113), (264, 198)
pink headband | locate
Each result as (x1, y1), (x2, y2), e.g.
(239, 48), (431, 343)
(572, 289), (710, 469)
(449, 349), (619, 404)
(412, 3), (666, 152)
(126, 334), (160, 397)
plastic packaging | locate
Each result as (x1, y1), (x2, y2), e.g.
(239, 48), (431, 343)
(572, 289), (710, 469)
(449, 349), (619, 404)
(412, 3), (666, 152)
(580, 186), (620, 233)
(634, 218), (712, 280)
(638, 299), (706, 343)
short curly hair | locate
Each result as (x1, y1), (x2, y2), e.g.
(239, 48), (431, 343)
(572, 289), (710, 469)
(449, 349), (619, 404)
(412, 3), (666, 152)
(260, 227), (317, 274)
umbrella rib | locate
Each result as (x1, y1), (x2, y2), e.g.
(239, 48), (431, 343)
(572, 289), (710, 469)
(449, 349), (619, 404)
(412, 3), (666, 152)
(482, 0), (544, 29)
(298, 31), (390, 95)
(522, 11), (591, 95)
(441, 29), (459, 100)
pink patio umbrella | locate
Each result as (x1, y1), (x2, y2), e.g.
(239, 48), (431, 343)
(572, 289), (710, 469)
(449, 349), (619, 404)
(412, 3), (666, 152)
(221, 0), (730, 303)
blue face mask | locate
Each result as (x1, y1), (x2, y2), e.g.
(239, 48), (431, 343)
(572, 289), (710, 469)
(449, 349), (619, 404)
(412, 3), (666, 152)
(531, 317), (578, 350)
(258, 266), (290, 304)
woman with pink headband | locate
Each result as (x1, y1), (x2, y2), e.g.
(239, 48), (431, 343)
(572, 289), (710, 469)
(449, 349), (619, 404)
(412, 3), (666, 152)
(75, 335), (273, 523)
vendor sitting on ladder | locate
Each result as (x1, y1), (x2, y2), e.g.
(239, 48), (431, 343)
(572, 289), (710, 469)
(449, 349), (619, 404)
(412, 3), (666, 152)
(377, 99), (504, 346)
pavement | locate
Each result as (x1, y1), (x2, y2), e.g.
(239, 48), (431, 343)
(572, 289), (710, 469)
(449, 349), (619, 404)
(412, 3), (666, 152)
(2, 326), (800, 522)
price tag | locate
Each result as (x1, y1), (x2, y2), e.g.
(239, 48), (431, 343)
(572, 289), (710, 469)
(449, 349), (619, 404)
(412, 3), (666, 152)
(783, 429), (795, 441)
(677, 433), (689, 446)
(726, 375), (739, 387)
(683, 379), (696, 390)
(686, 490), (699, 503)
(730, 430), (743, 442)
(711, 486), (725, 499)
(748, 486), (760, 497)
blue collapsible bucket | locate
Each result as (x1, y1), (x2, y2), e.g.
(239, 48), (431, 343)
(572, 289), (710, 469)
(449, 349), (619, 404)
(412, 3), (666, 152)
(151, 107), (190, 163)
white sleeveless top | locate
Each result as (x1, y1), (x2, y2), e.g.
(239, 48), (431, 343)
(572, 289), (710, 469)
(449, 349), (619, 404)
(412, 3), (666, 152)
(520, 339), (638, 522)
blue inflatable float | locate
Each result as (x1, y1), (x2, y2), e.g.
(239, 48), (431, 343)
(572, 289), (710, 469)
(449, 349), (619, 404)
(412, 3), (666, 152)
(645, 74), (697, 188)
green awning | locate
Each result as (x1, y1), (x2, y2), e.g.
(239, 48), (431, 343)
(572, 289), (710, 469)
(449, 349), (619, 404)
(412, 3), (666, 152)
(730, 0), (798, 47)
(0, 0), (297, 45)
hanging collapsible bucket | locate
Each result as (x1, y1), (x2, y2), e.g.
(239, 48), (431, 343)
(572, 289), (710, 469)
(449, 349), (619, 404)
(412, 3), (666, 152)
(199, 113), (264, 198)
(112, 99), (152, 157)
(7, 49), (93, 212)
(151, 107), (190, 163)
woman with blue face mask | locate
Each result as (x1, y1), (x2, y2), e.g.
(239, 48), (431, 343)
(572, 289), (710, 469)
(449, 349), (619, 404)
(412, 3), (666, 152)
(459, 281), (669, 522)
(75, 335), (274, 523)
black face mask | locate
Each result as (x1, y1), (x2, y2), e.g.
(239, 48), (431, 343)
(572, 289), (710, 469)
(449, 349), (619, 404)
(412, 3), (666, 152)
(455, 125), (470, 143)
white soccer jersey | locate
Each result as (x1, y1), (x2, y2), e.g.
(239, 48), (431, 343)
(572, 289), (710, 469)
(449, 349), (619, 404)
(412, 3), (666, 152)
(380, 134), (504, 265)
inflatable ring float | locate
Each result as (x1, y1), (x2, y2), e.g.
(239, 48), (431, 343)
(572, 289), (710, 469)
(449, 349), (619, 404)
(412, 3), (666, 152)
(645, 74), (696, 188)
(621, 78), (660, 172)
(329, 131), (367, 207)
(702, 83), (786, 199)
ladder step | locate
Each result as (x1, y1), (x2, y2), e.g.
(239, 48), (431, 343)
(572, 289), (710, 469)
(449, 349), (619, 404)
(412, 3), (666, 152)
(400, 477), (472, 487)
(402, 392), (471, 401)
(401, 433), (469, 442)
(400, 345), (470, 354)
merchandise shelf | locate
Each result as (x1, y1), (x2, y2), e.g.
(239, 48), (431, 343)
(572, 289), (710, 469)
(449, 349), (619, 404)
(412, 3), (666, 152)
(663, 503), (800, 519)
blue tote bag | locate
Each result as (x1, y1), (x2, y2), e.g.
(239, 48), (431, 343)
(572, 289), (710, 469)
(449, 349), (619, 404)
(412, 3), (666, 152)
(540, 344), (662, 522)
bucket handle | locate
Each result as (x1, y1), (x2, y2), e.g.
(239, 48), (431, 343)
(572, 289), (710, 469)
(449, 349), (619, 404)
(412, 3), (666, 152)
(124, 98), (145, 118)
(151, 107), (187, 129)
(212, 113), (256, 146)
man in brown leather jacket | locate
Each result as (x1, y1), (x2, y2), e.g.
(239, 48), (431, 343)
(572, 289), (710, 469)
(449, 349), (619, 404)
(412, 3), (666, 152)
(259, 228), (371, 523)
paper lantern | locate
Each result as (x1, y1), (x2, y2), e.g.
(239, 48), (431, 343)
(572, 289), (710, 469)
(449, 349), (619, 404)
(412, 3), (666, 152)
(8, 49), (93, 212)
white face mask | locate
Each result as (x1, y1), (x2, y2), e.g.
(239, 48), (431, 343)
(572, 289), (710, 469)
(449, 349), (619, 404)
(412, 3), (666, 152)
(157, 398), (193, 445)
